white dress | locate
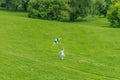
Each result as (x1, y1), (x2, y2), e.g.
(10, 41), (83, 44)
(60, 50), (65, 57)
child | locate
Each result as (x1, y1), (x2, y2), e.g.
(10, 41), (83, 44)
(53, 38), (60, 46)
(60, 48), (65, 60)
(54, 38), (59, 44)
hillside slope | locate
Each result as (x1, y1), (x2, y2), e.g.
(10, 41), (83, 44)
(0, 11), (120, 80)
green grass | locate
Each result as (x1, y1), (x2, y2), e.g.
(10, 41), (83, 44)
(0, 10), (120, 80)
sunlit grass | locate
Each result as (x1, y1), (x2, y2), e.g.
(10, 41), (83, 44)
(0, 10), (120, 80)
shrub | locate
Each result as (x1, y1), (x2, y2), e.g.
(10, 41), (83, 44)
(28, 0), (70, 21)
(107, 1), (120, 27)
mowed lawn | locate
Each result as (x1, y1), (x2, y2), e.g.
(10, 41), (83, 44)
(0, 10), (120, 80)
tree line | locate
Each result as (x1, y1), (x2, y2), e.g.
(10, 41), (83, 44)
(0, 0), (120, 27)
(28, 0), (110, 21)
(0, 0), (29, 11)
(0, 0), (110, 18)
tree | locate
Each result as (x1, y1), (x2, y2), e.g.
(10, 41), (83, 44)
(94, 0), (106, 16)
(4, 0), (12, 9)
(10, 0), (22, 10)
(26, 0), (120, 22)
(0, 0), (5, 7)
(68, 0), (102, 21)
(22, 0), (29, 11)
(0, 0), (29, 11)
(107, 1), (120, 27)
(28, 0), (70, 21)
(68, 0), (82, 21)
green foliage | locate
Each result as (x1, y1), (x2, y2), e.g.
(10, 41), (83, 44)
(9, 0), (22, 10)
(2, 0), (120, 22)
(95, 0), (107, 16)
(107, 1), (120, 27)
(68, 0), (83, 21)
(0, 0), (29, 11)
(28, 0), (70, 21)
(22, 0), (29, 11)
(28, 0), (108, 21)
(1, 0), (117, 21)
(68, 0), (99, 20)
(0, 0), (6, 7)
(58, 10), (70, 21)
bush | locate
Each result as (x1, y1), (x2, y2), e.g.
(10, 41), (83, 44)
(107, 1), (120, 27)
(58, 10), (70, 21)
(28, 0), (71, 21)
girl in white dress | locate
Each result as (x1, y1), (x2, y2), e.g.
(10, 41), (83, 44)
(60, 48), (65, 60)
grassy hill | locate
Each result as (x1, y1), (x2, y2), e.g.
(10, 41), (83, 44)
(0, 10), (120, 80)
